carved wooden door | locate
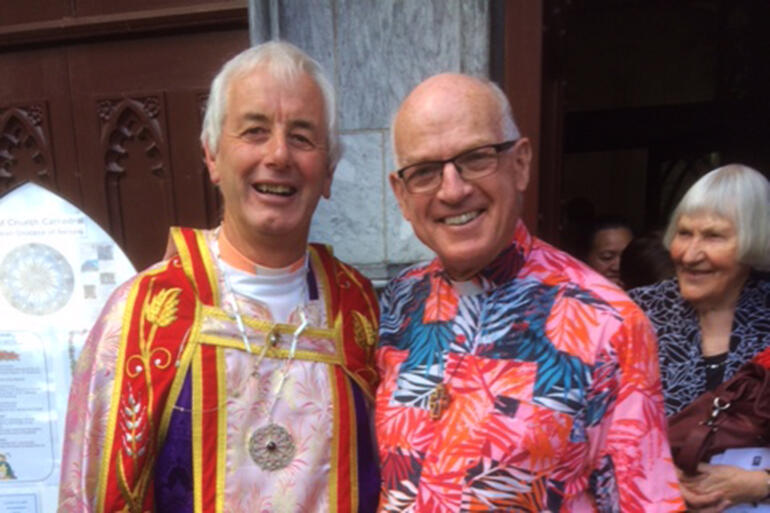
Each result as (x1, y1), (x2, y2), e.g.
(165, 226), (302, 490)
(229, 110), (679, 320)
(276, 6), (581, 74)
(0, 1), (249, 269)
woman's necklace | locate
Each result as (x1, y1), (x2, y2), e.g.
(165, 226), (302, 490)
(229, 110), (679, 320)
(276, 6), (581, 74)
(216, 238), (310, 471)
(704, 352), (728, 370)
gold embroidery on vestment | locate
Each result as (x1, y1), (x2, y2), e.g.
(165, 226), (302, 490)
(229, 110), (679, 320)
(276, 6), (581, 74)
(351, 311), (376, 349)
(117, 283), (182, 510)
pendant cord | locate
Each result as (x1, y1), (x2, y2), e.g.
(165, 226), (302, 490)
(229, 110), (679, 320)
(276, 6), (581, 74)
(437, 274), (499, 380)
(428, 273), (500, 420)
(173, 229), (311, 418)
(213, 230), (310, 421)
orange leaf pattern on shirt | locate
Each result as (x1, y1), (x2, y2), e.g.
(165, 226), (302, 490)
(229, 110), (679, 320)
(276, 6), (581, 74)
(376, 220), (685, 512)
(423, 273), (458, 323)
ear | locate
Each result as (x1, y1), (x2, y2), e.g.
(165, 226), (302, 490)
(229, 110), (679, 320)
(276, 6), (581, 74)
(510, 137), (532, 192)
(203, 141), (220, 185)
(389, 172), (413, 222)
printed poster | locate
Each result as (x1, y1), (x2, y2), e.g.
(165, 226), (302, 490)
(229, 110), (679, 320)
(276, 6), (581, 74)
(0, 183), (136, 512)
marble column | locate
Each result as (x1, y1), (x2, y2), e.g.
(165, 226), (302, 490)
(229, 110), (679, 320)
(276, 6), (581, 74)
(248, 0), (490, 284)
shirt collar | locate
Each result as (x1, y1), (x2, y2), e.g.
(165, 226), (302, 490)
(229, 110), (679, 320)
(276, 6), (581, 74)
(217, 225), (306, 276)
(429, 219), (532, 291)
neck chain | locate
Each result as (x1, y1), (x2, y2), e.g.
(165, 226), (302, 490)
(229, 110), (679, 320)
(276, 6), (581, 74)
(215, 233), (311, 471)
(704, 353), (728, 371)
(428, 275), (499, 421)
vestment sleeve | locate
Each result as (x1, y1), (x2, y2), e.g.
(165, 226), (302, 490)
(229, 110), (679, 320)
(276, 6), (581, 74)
(587, 308), (686, 512)
(57, 281), (133, 513)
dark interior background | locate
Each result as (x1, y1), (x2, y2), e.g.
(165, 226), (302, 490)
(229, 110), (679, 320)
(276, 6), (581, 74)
(542, 0), (770, 254)
(2, 0), (768, 269)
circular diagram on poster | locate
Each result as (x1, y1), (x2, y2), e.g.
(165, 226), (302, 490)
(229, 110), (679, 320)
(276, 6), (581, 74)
(0, 243), (75, 315)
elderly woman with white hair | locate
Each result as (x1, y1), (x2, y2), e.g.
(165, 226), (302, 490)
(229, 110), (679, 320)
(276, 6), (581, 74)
(630, 164), (770, 510)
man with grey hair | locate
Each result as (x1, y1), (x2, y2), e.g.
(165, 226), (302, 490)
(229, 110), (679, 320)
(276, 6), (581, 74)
(58, 41), (379, 512)
(375, 73), (685, 511)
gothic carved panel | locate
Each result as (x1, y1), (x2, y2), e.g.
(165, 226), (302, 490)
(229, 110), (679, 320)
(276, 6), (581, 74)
(97, 94), (174, 261)
(0, 103), (54, 193)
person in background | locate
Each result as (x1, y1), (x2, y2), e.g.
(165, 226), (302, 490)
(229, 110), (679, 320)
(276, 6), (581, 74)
(629, 164), (770, 510)
(584, 217), (634, 288)
(376, 72), (684, 511)
(620, 231), (675, 289)
(58, 41), (379, 512)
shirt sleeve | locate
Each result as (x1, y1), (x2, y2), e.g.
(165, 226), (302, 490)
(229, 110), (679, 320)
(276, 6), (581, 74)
(57, 282), (132, 513)
(588, 307), (686, 512)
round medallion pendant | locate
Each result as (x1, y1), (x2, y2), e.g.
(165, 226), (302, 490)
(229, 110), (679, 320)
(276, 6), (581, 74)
(248, 423), (295, 471)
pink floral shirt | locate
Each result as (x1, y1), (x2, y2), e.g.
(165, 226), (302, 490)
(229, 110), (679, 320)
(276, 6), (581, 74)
(375, 221), (685, 512)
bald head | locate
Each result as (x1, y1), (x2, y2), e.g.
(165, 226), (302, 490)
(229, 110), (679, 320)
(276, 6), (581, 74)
(392, 73), (519, 167)
(388, 72), (531, 280)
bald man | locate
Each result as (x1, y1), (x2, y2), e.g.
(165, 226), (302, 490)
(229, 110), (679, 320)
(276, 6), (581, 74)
(374, 74), (685, 511)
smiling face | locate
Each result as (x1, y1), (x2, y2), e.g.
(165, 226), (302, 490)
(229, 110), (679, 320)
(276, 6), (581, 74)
(390, 74), (530, 280)
(204, 66), (332, 266)
(586, 227), (633, 287)
(669, 213), (750, 311)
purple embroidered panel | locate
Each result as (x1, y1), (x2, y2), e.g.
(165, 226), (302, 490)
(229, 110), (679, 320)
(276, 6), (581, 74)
(154, 370), (194, 513)
(352, 382), (380, 512)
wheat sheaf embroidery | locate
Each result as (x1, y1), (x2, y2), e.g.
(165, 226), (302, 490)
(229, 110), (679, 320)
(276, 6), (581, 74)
(118, 282), (182, 511)
(351, 311), (376, 349)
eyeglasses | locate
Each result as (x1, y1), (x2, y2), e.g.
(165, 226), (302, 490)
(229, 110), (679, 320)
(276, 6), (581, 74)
(395, 140), (518, 194)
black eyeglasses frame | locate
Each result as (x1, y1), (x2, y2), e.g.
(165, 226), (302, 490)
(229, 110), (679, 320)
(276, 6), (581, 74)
(395, 139), (519, 194)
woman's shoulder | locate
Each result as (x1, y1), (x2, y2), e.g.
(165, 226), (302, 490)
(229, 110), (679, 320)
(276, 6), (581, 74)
(735, 272), (770, 333)
(736, 272), (770, 312)
(626, 278), (695, 333)
(627, 278), (680, 307)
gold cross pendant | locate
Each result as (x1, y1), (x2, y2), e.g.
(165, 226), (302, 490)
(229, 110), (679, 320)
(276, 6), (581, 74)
(428, 383), (450, 420)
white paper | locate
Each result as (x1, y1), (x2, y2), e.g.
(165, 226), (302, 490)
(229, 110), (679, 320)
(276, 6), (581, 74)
(0, 183), (135, 513)
(709, 447), (770, 512)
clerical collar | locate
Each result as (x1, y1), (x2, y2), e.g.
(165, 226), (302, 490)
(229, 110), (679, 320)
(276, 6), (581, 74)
(434, 219), (532, 292)
(215, 228), (311, 323)
(217, 227), (306, 276)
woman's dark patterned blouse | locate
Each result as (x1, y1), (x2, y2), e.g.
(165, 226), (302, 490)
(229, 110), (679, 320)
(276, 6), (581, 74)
(629, 274), (770, 416)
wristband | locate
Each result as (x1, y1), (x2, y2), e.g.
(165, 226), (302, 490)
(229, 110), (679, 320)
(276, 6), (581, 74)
(764, 469), (770, 502)
(758, 469), (770, 504)
(751, 468), (770, 508)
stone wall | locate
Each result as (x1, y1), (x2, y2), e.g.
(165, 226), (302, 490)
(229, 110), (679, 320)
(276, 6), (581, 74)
(249, 0), (490, 284)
